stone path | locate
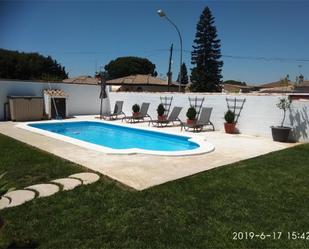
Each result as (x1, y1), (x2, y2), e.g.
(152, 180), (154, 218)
(0, 172), (100, 210)
(5, 190), (36, 208)
(26, 184), (60, 198)
(51, 178), (82, 191)
(0, 197), (10, 208)
(69, 173), (100, 185)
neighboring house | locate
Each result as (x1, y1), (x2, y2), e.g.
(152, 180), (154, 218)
(62, 74), (187, 92)
(293, 80), (309, 93)
(257, 80), (291, 89)
(62, 75), (100, 85)
(222, 84), (254, 93)
(255, 80), (295, 93)
(290, 80), (309, 100)
(106, 74), (183, 92)
(258, 86), (294, 93)
(255, 79), (309, 94)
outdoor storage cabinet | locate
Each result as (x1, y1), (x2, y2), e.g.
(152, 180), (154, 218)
(9, 96), (44, 121)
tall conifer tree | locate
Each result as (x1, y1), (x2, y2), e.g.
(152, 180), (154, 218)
(177, 63), (189, 84)
(191, 7), (223, 92)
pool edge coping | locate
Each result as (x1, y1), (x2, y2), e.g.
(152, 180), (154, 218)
(16, 119), (215, 156)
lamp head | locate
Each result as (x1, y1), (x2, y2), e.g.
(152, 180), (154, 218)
(157, 9), (166, 17)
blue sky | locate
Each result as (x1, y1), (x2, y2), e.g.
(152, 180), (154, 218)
(1, 0), (308, 84)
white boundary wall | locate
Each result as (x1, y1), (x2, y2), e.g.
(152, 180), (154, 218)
(109, 92), (309, 142)
(1, 80), (308, 142)
(0, 80), (110, 120)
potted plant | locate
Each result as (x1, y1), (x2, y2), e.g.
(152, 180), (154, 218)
(224, 110), (236, 134)
(271, 97), (292, 142)
(157, 104), (167, 121)
(132, 104), (140, 118)
(186, 107), (197, 125)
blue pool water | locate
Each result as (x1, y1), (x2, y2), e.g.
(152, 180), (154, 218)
(29, 121), (199, 152)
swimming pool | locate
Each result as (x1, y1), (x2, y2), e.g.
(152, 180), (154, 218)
(20, 120), (214, 156)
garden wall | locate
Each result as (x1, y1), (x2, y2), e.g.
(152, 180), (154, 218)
(0, 80), (111, 121)
(109, 92), (309, 142)
(1, 80), (308, 142)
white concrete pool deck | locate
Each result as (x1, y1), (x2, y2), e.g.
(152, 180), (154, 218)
(0, 116), (298, 190)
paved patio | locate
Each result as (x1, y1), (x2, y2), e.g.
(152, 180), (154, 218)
(0, 117), (297, 190)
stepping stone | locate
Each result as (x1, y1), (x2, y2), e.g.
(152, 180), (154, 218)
(0, 197), (10, 210)
(69, 173), (100, 185)
(25, 184), (60, 198)
(51, 178), (82, 191)
(5, 190), (36, 208)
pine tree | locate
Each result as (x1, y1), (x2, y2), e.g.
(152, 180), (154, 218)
(177, 63), (189, 84)
(191, 7), (223, 92)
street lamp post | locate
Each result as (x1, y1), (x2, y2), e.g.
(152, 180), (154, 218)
(157, 9), (182, 93)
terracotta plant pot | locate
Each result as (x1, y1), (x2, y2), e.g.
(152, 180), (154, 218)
(224, 123), (236, 134)
(132, 112), (140, 118)
(158, 115), (167, 121)
(187, 119), (196, 125)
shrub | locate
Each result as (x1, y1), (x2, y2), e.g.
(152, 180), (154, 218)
(132, 104), (140, 113)
(224, 110), (235, 124)
(157, 104), (165, 116)
(276, 97), (291, 127)
(186, 107), (197, 120)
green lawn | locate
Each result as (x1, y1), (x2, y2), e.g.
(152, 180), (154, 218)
(0, 134), (309, 249)
(0, 134), (83, 189)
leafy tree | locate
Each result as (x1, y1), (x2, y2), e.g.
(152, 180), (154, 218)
(0, 49), (68, 81)
(103, 56), (157, 80)
(177, 63), (189, 84)
(190, 7), (223, 92)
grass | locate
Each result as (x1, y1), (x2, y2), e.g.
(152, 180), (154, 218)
(1, 134), (309, 248)
(0, 134), (83, 189)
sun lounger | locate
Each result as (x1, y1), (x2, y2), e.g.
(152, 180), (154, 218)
(181, 107), (215, 132)
(149, 106), (182, 127)
(123, 102), (151, 123)
(102, 101), (126, 120)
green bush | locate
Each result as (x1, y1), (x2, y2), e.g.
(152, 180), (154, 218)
(186, 107), (197, 120)
(276, 97), (291, 127)
(132, 104), (140, 113)
(157, 104), (165, 116)
(224, 110), (235, 124)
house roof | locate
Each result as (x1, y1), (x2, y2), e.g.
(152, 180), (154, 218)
(258, 85), (294, 93)
(62, 75), (99, 85)
(293, 80), (309, 93)
(258, 80), (294, 88)
(297, 80), (309, 87)
(223, 84), (251, 92)
(106, 74), (168, 86)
